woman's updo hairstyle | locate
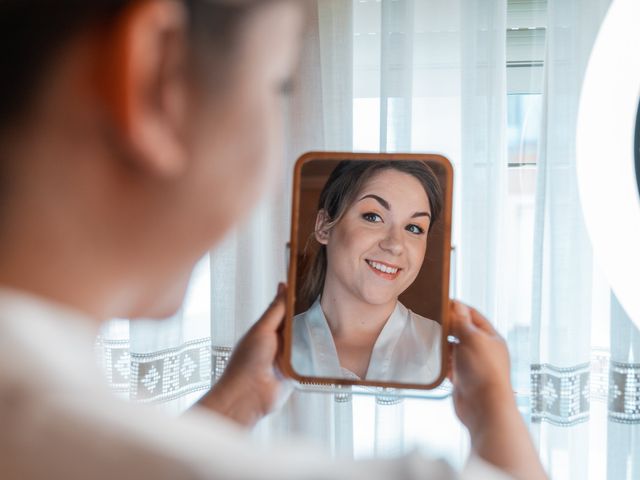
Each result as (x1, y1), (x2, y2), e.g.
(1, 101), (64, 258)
(301, 160), (443, 305)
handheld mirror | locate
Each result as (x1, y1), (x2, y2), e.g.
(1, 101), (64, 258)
(282, 152), (453, 390)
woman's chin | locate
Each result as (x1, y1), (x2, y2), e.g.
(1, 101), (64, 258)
(358, 290), (399, 307)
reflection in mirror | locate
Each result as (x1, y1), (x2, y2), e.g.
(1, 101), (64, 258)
(289, 157), (451, 388)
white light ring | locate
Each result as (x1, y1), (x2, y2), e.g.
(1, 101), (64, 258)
(576, 0), (640, 325)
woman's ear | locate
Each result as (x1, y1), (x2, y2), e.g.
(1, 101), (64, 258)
(96, 0), (189, 177)
(314, 210), (331, 245)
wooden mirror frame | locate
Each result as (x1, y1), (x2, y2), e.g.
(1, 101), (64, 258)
(280, 152), (454, 390)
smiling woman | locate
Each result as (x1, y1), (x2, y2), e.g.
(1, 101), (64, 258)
(291, 160), (444, 384)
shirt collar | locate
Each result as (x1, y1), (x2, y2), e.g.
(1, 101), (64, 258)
(305, 299), (343, 378)
(365, 301), (408, 380)
(306, 298), (407, 381)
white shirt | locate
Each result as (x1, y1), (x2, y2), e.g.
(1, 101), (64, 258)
(293, 299), (442, 384)
(0, 288), (508, 479)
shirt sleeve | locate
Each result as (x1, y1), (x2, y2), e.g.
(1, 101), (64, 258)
(16, 378), (509, 480)
(461, 454), (514, 480)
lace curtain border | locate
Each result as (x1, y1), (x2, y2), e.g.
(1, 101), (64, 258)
(530, 352), (640, 426)
(98, 337), (212, 403)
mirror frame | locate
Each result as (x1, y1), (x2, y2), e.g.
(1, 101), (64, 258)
(280, 152), (454, 390)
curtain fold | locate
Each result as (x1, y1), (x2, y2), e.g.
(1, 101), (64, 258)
(607, 293), (640, 479)
(458, 0), (508, 327)
(379, 0), (414, 152)
(317, 0), (354, 150)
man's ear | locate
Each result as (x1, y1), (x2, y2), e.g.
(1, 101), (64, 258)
(314, 209), (331, 245)
(97, 0), (189, 177)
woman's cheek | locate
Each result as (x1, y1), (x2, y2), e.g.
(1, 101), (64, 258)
(407, 242), (426, 275)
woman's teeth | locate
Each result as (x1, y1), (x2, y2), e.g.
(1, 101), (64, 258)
(367, 260), (399, 274)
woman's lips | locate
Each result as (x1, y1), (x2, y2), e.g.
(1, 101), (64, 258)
(365, 259), (401, 280)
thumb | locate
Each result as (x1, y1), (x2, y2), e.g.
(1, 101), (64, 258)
(255, 283), (287, 332)
(468, 307), (498, 336)
(449, 300), (476, 342)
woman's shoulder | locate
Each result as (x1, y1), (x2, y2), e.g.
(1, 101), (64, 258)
(391, 302), (442, 376)
(398, 302), (441, 328)
(293, 302), (316, 326)
(292, 309), (309, 337)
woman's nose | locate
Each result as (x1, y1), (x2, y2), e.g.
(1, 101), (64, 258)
(378, 228), (404, 256)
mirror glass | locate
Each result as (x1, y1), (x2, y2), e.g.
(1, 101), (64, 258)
(285, 154), (453, 389)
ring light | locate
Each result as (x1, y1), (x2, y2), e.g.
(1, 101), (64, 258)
(576, 0), (640, 326)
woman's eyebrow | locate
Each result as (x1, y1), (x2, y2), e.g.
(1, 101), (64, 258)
(359, 194), (431, 219)
(358, 194), (390, 210)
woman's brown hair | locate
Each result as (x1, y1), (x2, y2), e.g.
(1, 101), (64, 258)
(301, 160), (443, 306)
(0, 0), (279, 132)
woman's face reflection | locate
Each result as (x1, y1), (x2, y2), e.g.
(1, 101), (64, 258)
(318, 169), (432, 306)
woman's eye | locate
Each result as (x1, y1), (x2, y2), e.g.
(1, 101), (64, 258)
(406, 224), (425, 235)
(362, 212), (382, 223)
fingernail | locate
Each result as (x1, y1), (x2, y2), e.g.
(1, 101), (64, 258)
(453, 301), (470, 317)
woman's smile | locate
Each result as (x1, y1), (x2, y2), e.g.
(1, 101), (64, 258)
(365, 259), (402, 280)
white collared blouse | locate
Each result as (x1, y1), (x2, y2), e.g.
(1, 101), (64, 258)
(292, 299), (442, 385)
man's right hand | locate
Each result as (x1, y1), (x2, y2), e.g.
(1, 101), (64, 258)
(449, 301), (547, 480)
